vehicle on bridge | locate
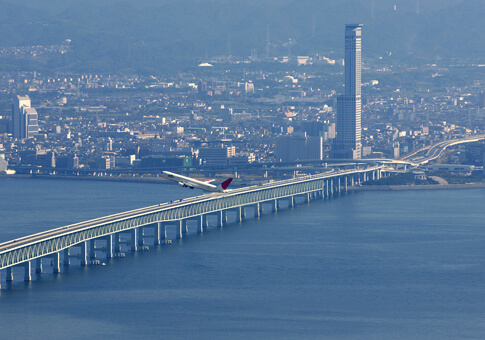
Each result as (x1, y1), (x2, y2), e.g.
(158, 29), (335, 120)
(160, 171), (233, 193)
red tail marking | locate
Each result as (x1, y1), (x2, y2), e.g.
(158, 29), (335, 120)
(221, 178), (233, 190)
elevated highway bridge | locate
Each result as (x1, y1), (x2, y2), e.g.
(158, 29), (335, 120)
(0, 166), (385, 287)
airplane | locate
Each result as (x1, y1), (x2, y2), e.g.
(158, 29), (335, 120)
(160, 171), (233, 193)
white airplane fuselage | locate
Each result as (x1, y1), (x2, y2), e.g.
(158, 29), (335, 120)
(160, 171), (232, 193)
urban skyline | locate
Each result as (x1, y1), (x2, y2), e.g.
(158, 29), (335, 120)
(2, 1), (485, 338)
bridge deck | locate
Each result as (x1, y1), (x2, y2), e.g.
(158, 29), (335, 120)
(0, 167), (382, 272)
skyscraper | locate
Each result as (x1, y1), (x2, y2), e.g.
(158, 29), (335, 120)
(13, 95), (30, 138)
(12, 95), (39, 139)
(332, 24), (362, 159)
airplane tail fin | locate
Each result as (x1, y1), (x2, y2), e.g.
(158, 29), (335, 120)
(221, 178), (233, 190)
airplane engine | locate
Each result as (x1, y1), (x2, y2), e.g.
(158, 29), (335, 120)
(178, 182), (188, 187)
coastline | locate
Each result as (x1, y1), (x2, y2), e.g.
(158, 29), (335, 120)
(0, 174), (253, 188)
(3, 174), (485, 191)
(350, 183), (485, 191)
(0, 174), (173, 185)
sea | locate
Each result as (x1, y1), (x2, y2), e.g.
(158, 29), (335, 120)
(1, 177), (485, 339)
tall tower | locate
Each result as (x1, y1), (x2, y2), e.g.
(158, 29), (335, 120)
(13, 95), (31, 138)
(332, 24), (362, 159)
(12, 95), (38, 139)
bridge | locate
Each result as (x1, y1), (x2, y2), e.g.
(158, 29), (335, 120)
(0, 166), (384, 287)
(401, 134), (485, 165)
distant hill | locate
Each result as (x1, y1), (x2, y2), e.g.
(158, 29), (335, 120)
(0, 0), (483, 74)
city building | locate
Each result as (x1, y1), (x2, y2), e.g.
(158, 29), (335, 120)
(276, 135), (307, 163)
(12, 95), (39, 139)
(19, 147), (55, 168)
(0, 153), (8, 172)
(140, 155), (192, 169)
(56, 154), (80, 169)
(464, 142), (485, 165)
(276, 134), (324, 162)
(198, 146), (235, 166)
(332, 24), (363, 159)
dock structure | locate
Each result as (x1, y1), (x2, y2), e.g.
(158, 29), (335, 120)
(0, 167), (384, 287)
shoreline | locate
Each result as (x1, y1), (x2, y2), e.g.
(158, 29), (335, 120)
(0, 174), (254, 188)
(0, 174), (173, 185)
(350, 183), (485, 191)
(3, 174), (485, 191)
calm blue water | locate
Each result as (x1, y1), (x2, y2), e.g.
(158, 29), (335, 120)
(1, 178), (485, 339)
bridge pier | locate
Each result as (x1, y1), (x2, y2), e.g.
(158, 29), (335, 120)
(272, 199), (278, 213)
(105, 234), (114, 258)
(131, 228), (138, 251)
(235, 207), (243, 223)
(24, 261), (31, 281)
(90, 239), (97, 259)
(52, 252), (60, 273)
(197, 216), (204, 233)
(154, 223), (161, 245)
(182, 220), (189, 234)
(6, 267), (13, 282)
(176, 220), (183, 239)
(1, 264), (31, 282)
(80, 242), (88, 266)
(240, 207), (246, 221)
(255, 203), (261, 218)
(63, 248), (70, 266)
(217, 211), (223, 228)
(36, 258), (43, 273)
(137, 227), (145, 247)
(158, 223), (168, 240)
(288, 196), (294, 208)
(114, 233), (121, 252)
